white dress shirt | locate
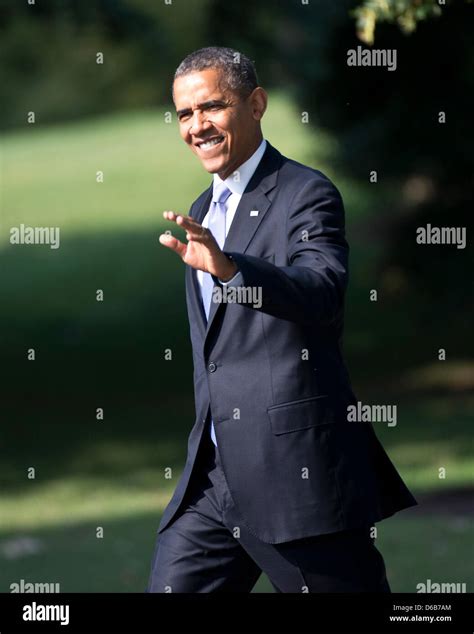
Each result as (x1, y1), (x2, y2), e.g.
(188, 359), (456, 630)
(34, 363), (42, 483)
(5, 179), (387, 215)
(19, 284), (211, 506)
(197, 138), (267, 291)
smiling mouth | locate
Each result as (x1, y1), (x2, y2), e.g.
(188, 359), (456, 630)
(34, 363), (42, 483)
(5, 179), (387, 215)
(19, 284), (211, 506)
(196, 135), (225, 152)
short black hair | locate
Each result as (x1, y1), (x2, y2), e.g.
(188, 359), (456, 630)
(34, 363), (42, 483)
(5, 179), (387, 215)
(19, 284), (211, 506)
(173, 46), (259, 99)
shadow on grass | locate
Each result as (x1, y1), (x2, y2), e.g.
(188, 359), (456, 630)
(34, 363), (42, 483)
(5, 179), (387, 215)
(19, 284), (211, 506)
(1, 228), (195, 493)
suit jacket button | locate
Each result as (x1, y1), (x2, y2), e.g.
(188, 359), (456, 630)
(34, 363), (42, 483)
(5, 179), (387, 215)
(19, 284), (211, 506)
(208, 362), (216, 372)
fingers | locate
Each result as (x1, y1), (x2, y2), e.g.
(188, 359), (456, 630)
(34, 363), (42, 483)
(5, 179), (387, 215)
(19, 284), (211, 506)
(185, 229), (215, 244)
(162, 210), (218, 250)
(159, 233), (187, 258)
(163, 211), (179, 222)
(163, 210), (205, 237)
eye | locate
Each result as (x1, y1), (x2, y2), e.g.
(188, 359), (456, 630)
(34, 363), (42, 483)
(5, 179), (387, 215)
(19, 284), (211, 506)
(178, 113), (191, 122)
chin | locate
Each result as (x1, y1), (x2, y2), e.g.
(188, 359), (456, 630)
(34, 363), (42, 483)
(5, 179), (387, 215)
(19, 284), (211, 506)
(202, 158), (227, 175)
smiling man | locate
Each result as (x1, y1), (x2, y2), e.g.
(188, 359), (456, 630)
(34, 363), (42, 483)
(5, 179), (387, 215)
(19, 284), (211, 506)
(146, 46), (417, 593)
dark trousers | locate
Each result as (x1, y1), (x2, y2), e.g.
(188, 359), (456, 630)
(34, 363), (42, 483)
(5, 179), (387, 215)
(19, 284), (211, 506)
(146, 429), (391, 593)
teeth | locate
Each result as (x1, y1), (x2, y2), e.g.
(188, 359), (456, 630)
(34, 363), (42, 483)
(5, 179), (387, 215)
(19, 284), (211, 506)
(200, 137), (223, 150)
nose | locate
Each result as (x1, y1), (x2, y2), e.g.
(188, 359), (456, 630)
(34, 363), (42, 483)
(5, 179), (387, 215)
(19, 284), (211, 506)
(188, 110), (212, 137)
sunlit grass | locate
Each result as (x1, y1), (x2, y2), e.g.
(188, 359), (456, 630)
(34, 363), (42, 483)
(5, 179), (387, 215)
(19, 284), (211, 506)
(1, 94), (340, 239)
(0, 477), (173, 532)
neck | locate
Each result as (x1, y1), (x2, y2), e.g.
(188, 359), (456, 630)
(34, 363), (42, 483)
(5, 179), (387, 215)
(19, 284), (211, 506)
(218, 134), (263, 181)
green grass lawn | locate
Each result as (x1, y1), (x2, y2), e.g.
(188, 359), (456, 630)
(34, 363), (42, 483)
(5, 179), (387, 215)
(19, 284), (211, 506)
(1, 98), (472, 592)
(1, 513), (472, 593)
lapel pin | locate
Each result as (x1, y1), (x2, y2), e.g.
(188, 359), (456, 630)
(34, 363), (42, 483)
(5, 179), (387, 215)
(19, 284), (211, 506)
(250, 210), (259, 217)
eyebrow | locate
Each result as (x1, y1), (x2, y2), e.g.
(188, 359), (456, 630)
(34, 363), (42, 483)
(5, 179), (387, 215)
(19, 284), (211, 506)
(176, 100), (227, 118)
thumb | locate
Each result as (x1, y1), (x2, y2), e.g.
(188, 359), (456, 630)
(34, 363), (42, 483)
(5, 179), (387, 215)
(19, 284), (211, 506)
(159, 233), (187, 259)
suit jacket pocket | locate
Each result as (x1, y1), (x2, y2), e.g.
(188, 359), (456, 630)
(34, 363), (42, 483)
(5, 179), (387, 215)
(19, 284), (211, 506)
(267, 394), (335, 435)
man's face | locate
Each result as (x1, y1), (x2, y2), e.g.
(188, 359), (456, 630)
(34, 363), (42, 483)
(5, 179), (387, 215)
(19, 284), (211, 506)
(173, 68), (266, 180)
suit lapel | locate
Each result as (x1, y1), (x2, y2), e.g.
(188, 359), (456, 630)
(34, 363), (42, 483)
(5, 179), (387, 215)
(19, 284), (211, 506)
(188, 142), (282, 338)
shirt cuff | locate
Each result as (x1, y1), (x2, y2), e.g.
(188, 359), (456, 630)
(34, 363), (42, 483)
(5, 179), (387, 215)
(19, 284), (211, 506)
(218, 270), (243, 286)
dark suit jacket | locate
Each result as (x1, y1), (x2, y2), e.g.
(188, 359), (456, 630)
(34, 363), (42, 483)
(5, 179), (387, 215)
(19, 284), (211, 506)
(158, 141), (417, 544)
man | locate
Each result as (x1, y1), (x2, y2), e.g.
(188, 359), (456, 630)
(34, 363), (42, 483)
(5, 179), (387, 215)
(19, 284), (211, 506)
(147, 46), (417, 593)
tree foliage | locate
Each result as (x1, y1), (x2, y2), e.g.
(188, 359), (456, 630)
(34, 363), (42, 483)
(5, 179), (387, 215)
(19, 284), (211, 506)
(353, 0), (444, 44)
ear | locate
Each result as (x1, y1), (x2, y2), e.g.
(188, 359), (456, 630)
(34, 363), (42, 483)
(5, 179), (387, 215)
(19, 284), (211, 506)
(250, 87), (268, 121)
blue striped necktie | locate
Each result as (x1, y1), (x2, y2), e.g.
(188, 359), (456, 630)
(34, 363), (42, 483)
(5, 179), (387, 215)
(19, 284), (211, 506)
(201, 182), (232, 320)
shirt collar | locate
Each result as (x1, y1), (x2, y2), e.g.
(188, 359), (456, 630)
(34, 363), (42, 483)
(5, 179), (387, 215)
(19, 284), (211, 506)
(213, 138), (267, 196)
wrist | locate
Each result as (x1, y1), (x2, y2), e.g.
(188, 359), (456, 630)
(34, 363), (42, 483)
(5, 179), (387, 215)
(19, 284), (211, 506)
(219, 255), (238, 282)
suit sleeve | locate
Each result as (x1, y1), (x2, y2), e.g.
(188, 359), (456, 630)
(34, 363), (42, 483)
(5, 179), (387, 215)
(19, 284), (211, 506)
(219, 177), (349, 326)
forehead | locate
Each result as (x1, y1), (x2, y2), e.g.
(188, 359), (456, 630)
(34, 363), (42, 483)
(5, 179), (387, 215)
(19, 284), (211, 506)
(173, 68), (230, 108)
